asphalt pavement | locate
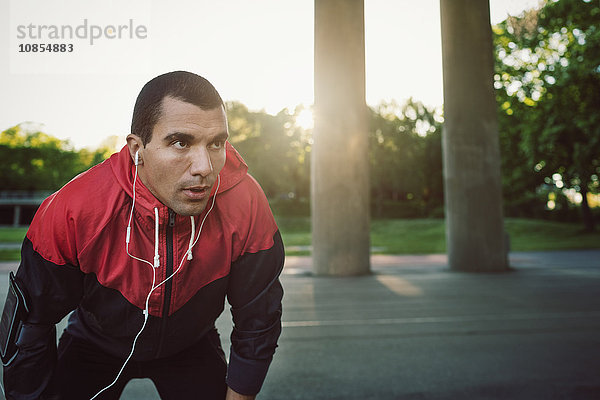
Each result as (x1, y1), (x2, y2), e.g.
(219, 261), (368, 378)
(0, 249), (599, 399)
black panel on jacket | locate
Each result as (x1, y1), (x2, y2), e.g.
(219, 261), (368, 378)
(69, 273), (230, 361)
(16, 237), (84, 324)
(227, 231), (284, 361)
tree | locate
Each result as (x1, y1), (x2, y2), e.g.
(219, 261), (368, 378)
(494, 0), (600, 230)
(226, 102), (311, 202)
(1, 124), (81, 190)
(368, 99), (443, 218)
(0, 124), (114, 191)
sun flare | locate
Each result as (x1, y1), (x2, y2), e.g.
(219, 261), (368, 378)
(294, 108), (314, 130)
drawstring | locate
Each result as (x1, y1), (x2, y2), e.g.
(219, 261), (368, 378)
(187, 175), (220, 255)
(188, 216), (195, 261)
(187, 174), (220, 262)
(153, 208), (160, 268)
(131, 203), (207, 266)
(127, 174), (221, 269)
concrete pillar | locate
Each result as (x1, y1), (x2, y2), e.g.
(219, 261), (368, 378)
(440, 0), (508, 272)
(312, 0), (370, 276)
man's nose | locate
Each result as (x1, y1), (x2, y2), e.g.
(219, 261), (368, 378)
(189, 147), (213, 177)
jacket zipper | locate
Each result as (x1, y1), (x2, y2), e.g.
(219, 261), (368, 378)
(155, 208), (175, 357)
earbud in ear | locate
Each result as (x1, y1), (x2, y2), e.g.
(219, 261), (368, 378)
(134, 150), (139, 166)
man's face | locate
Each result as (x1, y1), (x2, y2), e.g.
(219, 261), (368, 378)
(133, 97), (228, 216)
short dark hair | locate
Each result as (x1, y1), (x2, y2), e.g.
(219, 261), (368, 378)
(131, 71), (224, 145)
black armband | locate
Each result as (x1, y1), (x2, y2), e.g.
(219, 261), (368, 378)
(0, 272), (30, 366)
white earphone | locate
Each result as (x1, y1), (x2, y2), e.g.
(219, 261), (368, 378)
(134, 150), (139, 166)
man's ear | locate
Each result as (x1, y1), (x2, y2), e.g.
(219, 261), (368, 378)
(126, 134), (143, 165)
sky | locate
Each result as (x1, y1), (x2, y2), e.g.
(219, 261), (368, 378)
(1, 0), (541, 149)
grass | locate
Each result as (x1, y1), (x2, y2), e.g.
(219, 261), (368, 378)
(0, 250), (21, 261)
(278, 217), (600, 256)
(0, 227), (27, 261)
(504, 218), (600, 251)
(276, 216), (312, 255)
(0, 227), (28, 242)
(371, 218), (446, 254)
(1, 218), (599, 261)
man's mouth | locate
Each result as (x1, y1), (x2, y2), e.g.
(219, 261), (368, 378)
(182, 185), (210, 200)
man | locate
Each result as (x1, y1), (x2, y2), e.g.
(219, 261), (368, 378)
(1, 71), (284, 399)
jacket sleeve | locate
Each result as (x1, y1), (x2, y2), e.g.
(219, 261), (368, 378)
(3, 237), (84, 399)
(225, 230), (284, 396)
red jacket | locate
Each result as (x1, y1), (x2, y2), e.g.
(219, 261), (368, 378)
(5, 143), (284, 398)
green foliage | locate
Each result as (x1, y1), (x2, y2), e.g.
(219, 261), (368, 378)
(227, 102), (311, 201)
(1, 125), (81, 190)
(494, 0), (600, 230)
(0, 124), (114, 191)
(368, 99), (444, 218)
(226, 98), (444, 219)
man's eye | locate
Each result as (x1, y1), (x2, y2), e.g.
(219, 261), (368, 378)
(209, 141), (224, 150)
(173, 141), (187, 149)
